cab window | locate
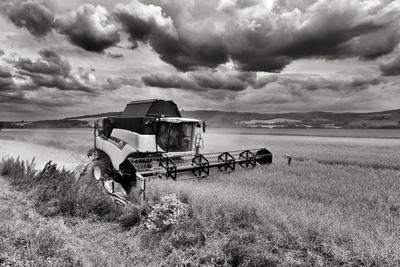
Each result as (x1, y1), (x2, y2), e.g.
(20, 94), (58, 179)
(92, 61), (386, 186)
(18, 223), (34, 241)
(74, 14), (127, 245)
(157, 122), (194, 152)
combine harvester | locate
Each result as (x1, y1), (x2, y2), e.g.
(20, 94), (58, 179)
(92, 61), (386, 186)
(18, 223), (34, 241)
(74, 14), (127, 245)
(92, 99), (272, 204)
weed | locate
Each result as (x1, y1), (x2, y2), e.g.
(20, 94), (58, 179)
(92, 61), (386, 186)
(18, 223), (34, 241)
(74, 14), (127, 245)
(1, 157), (123, 221)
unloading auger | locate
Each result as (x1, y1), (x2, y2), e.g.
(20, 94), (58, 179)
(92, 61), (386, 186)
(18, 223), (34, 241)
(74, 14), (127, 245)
(91, 99), (272, 205)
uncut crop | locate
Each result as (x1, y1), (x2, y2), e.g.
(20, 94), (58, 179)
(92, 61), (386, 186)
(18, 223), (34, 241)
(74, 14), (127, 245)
(1, 132), (400, 266)
(147, 157), (400, 265)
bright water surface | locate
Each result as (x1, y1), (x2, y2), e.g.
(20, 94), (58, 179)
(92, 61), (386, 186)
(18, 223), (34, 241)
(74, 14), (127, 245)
(1, 127), (399, 152)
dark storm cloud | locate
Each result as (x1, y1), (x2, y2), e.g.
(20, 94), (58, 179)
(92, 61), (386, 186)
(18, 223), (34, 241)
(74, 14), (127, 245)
(190, 70), (256, 91)
(345, 25), (400, 59)
(56, 4), (120, 52)
(14, 49), (71, 77)
(227, 22), (389, 72)
(0, 67), (14, 90)
(150, 32), (228, 72)
(114, 0), (400, 72)
(0, 50), (5, 57)
(143, 73), (200, 90)
(142, 69), (385, 101)
(4, 2), (119, 52)
(5, 1), (399, 72)
(0, 49), (139, 115)
(9, 48), (98, 92)
(20, 71), (98, 93)
(349, 76), (382, 89)
(380, 55), (400, 76)
(142, 69), (258, 91)
(114, 1), (228, 71)
(223, 0), (400, 71)
(277, 75), (383, 92)
(113, 2), (160, 41)
(7, 2), (54, 37)
(143, 70), (384, 94)
(0, 67), (12, 78)
(8, 49), (127, 94)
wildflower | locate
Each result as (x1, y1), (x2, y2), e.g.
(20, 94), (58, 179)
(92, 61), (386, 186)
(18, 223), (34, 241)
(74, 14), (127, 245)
(145, 193), (188, 232)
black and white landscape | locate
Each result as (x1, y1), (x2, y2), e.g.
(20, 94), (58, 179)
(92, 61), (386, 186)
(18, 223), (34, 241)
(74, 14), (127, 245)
(0, 1), (400, 266)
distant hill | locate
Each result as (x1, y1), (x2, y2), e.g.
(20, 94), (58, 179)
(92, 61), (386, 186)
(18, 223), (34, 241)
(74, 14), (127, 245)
(0, 119), (91, 129)
(1, 109), (400, 129)
(66, 112), (121, 119)
(180, 109), (400, 128)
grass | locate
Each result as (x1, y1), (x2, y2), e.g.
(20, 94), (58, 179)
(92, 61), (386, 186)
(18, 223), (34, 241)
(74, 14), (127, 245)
(0, 217), (76, 266)
(0, 132), (400, 266)
(146, 159), (400, 266)
(0, 157), (126, 220)
(202, 133), (400, 170)
(0, 160), (80, 266)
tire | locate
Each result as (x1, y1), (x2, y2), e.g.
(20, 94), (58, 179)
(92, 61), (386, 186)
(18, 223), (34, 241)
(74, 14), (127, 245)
(92, 153), (112, 181)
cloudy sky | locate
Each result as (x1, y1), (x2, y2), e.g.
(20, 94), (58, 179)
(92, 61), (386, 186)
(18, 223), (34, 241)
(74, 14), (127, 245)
(0, 0), (399, 120)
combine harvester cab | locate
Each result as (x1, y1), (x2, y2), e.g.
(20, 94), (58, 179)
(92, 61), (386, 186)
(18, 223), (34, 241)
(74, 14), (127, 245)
(92, 99), (272, 204)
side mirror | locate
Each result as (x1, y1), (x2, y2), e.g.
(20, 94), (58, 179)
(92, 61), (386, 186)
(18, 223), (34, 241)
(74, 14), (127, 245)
(155, 121), (161, 135)
(95, 119), (104, 136)
(202, 121), (207, 133)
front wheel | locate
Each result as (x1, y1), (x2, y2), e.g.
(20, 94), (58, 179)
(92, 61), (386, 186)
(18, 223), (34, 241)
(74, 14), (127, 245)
(92, 154), (112, 181)
(93, 164), (103, 181)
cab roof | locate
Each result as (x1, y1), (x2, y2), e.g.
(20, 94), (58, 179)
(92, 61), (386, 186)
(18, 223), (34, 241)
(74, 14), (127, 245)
(120, 99), (181, 118)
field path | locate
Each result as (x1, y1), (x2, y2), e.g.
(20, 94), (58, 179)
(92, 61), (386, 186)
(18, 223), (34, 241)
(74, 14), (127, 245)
(0, 175), (84, 264)
(0, 176), (20, 217)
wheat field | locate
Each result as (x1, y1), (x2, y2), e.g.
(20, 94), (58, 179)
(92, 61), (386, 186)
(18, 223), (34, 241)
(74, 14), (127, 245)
(0, 130), (400, 266)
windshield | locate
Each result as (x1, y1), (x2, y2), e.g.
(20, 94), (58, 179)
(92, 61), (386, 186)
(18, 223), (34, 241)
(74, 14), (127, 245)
(157, 122), (194, 152)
